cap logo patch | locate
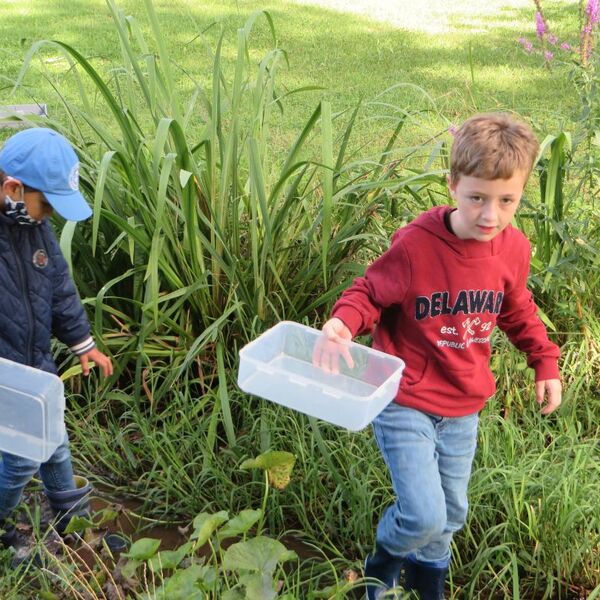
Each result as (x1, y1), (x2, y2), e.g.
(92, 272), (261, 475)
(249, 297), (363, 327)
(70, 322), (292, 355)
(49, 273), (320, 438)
(68, 163), (80, 191)
(33, 249), (49, 269)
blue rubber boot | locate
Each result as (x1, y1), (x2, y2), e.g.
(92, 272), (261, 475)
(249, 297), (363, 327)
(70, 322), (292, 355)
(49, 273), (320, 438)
(364, 543), (417, 599)
(413, 561), (448, 600)
(44, 475), (91, 536)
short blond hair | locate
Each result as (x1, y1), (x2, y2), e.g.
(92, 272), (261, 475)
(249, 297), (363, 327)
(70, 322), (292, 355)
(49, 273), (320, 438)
(450, 113), (539, 182)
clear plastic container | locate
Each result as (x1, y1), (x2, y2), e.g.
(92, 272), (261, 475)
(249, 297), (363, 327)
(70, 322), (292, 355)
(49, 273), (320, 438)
(0, 357), (66, 462)
(237, 321), (404, 431)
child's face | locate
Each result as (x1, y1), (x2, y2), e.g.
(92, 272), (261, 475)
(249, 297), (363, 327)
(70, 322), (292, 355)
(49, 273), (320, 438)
(23, 189), (53, 221)
(1, 178), (53, 221)
(448, 171), (528, 241)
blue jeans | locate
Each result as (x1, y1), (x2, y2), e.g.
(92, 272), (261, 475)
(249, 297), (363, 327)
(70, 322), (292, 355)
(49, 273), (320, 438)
(0, 432), (75, 520)
(372, 403), (479, 567)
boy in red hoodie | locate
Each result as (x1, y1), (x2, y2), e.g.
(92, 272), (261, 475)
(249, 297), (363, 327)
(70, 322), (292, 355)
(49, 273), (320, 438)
(318, 113), (562, 599)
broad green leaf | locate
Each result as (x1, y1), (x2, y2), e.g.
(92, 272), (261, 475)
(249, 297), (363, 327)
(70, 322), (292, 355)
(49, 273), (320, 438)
(162, 565), (207, 599)
(94, 508), (120, 527)
(240, 451), (296, 490)
(121, 558), (140, 579)
(240, 451), (295, 471)
(123, 537), (161, 561)
(63, 515), (94, 534)
(148, 542), (193, 572)
(219, 509), (262, 539)
(190, 510), (229, 544)
(240, 572), (277, 600)
(201, 564), (218, 587)
(279, 549), (298, 562)
(221, 590), (245, 600)
(222, 536), (296, 574)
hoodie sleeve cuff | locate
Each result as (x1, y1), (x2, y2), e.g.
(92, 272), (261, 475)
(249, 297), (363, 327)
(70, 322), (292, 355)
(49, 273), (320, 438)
(533, 360), (561, 382)
(69, 336), (96, 356)
(331, 306), (364, 337)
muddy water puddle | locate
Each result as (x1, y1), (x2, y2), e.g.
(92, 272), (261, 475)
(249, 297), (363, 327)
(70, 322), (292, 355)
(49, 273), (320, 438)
(90, 495), (187, 550)
(90, 492), (321, 560)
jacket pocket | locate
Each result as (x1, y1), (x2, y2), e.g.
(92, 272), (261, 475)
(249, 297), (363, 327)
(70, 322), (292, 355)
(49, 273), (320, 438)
(402, 359), (496, 401)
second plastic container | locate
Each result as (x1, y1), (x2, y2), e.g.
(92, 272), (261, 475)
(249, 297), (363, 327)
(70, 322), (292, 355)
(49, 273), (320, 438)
(0, 357), (66, 462)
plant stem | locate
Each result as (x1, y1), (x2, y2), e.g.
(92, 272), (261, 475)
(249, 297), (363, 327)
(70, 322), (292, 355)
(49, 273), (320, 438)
(256, 470), (270, 536)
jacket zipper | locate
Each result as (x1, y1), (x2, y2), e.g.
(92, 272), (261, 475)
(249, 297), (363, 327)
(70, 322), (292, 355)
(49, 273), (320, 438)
(8, 228), (34, 365)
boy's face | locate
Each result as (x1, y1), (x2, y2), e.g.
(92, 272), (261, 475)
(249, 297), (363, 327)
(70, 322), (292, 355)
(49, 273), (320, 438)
(23, 189), (53, 221)
(1, 178), (53, 221)
(448, 171), (528, 241)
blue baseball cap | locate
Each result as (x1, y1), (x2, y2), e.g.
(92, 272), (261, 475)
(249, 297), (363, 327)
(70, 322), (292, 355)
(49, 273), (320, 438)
(0, 128), (92, 221)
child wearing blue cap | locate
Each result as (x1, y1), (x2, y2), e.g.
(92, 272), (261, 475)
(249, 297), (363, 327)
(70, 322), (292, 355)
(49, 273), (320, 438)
(0, 127), (112, 551)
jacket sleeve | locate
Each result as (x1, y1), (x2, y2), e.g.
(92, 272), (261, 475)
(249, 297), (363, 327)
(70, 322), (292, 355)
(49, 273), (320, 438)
(331, 231), (411, 337)
(496, 240), (560, 381)
(45, 225), (96, 355)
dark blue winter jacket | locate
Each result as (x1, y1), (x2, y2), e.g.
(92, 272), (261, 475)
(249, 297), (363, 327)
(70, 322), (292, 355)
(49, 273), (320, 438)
(0, 212), (93, 374)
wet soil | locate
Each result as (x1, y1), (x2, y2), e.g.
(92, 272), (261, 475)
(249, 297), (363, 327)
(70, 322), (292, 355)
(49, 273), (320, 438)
(14, 482), (320, 562)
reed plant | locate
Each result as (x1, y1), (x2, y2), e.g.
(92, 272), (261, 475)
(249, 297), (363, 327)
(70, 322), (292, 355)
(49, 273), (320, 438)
(14, 0), (441, 406)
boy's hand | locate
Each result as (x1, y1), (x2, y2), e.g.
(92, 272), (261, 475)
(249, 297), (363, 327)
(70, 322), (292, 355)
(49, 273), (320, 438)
(535, 378), (562, 414)
(79, 348), (113, 377)
(312, 318), (354, 374)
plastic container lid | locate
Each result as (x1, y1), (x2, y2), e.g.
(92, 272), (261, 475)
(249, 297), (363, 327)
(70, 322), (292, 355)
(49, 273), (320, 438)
(237, 321), (404, 431)
(0, 357), (65, 462)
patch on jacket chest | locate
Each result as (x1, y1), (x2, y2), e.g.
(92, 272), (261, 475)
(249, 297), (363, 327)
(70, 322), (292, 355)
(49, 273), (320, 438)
(32, 249), (49, 269)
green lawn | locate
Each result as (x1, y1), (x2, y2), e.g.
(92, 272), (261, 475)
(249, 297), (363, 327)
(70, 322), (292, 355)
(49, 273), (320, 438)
(0, 0), (582, 149)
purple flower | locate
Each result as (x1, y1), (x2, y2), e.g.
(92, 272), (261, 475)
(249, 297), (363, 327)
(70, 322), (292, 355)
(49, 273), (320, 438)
(535, 12), (546, 38)
(586, 0), (599, 26)
(448, 124), (458, 137)
(581, 0), (599, 64)
(544, 50), (554, 61)
(560, 42), (571, 51)
(518, 36), (534, 53)
(547, 34), (558, 45)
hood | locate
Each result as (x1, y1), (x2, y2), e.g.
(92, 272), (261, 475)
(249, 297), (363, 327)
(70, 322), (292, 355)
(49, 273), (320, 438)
(408, 205), (514, 259)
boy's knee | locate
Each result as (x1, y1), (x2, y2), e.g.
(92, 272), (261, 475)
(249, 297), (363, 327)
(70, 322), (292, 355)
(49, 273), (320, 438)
(415, 512), (447, 545)
(389, 501), (447, 546)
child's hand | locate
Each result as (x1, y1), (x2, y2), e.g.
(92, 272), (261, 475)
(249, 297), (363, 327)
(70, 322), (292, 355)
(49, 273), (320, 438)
(79, 348), (114, 377)
(312, 318), (354, 374)
(535, 378), (562, 414)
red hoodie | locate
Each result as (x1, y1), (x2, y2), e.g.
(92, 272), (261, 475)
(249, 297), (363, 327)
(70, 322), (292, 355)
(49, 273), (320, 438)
(332, 206), (560, 417)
